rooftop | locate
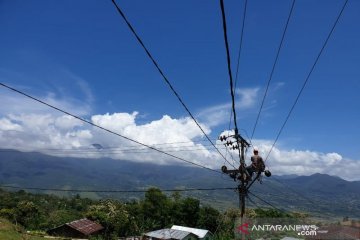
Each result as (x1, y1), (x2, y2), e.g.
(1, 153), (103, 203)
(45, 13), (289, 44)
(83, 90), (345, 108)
(171, 225), (210, 238)
(66, 218), (104, 236)
(145, 228), (194, 240)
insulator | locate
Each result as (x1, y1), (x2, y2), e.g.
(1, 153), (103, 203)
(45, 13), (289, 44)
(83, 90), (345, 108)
(226, 141), (231, 146)
(221, 165), (227, 173)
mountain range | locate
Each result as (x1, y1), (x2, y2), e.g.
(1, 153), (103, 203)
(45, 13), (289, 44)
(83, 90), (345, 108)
(0, 149), (359, 218)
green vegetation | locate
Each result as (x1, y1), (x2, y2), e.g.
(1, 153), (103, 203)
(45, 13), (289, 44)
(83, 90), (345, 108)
(2, 151), (360, 219)
(0, 218), (47, 240)
(0, 187), (305, 239)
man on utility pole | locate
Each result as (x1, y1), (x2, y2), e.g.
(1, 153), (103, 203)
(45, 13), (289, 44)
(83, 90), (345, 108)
(246, 148), (265, 180)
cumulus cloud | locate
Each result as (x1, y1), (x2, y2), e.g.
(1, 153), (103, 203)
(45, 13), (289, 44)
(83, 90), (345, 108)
(0, 86), (359, 180)
(0, 110), (359, 180)
(239, 139), (360, 181)
(0, 110), (221, 167)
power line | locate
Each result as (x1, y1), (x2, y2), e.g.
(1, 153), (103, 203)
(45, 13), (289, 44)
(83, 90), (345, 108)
(251, 178), (317, 208)
(246, 193), (261, 209)
(0, 140), (227, 153)
(251, 0), (296, 141)
(0, 82), (222, 175)
(0, 185), (236, 193)
(269, 178), (317, 206)
(0, 146), (230, 155)
(265, 0), (348, 161)
(234, 0), (248, 90)
(110, 0), (234, 169)
(228, 0), (248, 131)
(4, 143), (228, 151)
(248, 191), (286, 214)
(219, 0), (238, 132)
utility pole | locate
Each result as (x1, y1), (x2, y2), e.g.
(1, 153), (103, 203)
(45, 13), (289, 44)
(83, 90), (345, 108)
(220, 128), (250, 240)
(220, 129), (271, 240)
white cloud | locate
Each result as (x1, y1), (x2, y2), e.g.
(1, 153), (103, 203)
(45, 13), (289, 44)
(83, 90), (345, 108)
(0, 110), (221, 167)
(237, 87), (259, 108)
(0, 118), (23, 131)
(0, 110), (359, 180)
(55, 115), (83, 130)
(243, 139), (360, 181)
(0, 87), (359, 180)
(197, 87), (260, 127)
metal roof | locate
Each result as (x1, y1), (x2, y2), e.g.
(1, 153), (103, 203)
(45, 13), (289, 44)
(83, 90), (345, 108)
(171, 225), (210, 238)
(66, 218), (104, 236)
(144, 228), (194, 240)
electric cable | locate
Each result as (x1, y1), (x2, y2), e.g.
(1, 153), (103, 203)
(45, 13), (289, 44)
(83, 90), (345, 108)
(0, 82), (222, 174)
(110, 0), (234, 169)
(0, 146), (230, 155)
(219, 0), (238, 132)
(250, 0), (296, 141)
(246, 193), (261, 208)
(265, 0), (348, 161)
(269, 178), (317, 206)
(0, 185), (236, 193)
(228, 0), (248, 130)
(248, 191), (286, 214)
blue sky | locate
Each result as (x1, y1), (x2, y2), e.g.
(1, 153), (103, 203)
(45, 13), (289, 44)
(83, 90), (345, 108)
(0, 0), (359, 179)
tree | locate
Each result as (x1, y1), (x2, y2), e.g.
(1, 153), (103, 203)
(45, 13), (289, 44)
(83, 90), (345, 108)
(86, 199), (131, 239)
(198, 206), (220, 233)
(45, 209), (82, 229)
(180, 197), (200, 227)
(15, 200), (41, 229)
(142, 188), (171, 229)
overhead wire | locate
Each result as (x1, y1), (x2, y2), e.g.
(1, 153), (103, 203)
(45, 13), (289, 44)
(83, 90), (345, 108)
(248, 191), (287, 214)
(0, 146), (231, 155)
(250, 178), (318, 210)
(246, 193), (261, 209)
(0, 185), (236, 193)
(0, 82), (222, 175)
(269, 178), (317, 206)
(250, 0), (296, 141)
(219, 0), (239, 132)
(234, 0), (248, 91)
(265, 0), (348, 161)
(110, 0), (234, 169)
(224, 0), (248, 166)
(228, 0), (248, 130)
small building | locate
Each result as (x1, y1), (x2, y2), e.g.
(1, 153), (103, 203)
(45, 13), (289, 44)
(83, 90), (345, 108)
(143, 228), (198, 240)
(171, 225), (213, 240)
(47, 218), (104, 239)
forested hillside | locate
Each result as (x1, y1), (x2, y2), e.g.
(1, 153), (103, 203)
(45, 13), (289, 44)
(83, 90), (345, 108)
(0, 188), (296, 239)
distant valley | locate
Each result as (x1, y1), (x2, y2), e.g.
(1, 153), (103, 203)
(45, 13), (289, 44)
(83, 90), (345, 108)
(1, 149), (359, 218)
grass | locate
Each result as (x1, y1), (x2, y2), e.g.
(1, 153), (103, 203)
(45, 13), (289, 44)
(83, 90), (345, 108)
(0, 218), (58, 240)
